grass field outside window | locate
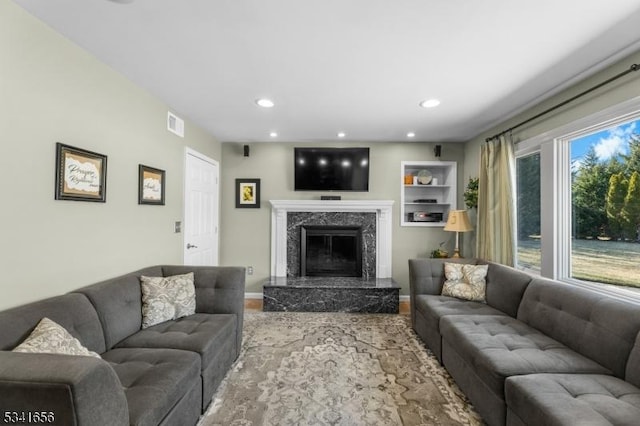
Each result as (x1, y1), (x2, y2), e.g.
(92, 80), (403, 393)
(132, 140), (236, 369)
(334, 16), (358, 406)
(518, 238), (640, 288)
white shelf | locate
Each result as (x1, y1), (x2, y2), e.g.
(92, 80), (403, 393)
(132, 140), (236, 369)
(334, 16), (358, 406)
(405, 202), (450, 206)
(404, 184), (450, 188)
(400, 160), (457, 227)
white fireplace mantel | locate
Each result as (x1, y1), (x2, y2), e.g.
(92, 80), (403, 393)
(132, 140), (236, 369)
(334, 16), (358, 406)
(269, 200), (394, 278)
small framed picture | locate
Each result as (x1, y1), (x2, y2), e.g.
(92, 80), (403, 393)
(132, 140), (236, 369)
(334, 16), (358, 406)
(235, 178), (260, 208)
(138, 165), (166, 205)
(55, 142), (107, 202)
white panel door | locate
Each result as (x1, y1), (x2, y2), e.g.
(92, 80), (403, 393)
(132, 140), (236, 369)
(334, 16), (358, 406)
(184, 149), (219, 265)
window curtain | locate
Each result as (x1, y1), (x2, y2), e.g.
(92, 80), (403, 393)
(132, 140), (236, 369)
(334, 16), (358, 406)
(476, 134), (516, 265)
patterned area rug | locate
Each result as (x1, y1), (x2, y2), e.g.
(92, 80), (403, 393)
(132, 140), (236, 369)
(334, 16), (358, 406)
(199, 312), (483, 426)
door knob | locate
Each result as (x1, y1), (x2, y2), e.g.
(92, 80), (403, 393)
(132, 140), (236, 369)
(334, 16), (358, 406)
(187, 243), (198, 249)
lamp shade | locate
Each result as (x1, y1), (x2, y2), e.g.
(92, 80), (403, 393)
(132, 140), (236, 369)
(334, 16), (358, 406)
(444, 210), (473, 232)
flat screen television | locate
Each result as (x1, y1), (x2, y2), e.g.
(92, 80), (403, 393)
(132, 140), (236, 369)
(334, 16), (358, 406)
(294, 147), (370, 191)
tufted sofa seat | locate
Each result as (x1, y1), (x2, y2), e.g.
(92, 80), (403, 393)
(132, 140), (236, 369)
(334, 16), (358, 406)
(115, 313), (237, 405)
(409, 258), (640, 426)
(0, 265), (245, 426)
(505, 373), (640, 426)
(102, 348), (202, 426)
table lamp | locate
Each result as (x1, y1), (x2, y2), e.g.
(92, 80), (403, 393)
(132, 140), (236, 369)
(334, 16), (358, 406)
(444, 210), (473, 258)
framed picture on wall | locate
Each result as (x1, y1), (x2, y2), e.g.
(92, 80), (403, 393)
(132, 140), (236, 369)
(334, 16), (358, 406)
(235, 178), (260, 208)
(138, 164), (166, 205)
(55, 142), (107, 202)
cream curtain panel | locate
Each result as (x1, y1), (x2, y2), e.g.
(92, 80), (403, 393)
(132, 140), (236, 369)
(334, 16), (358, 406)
(476, 134), (516, 265)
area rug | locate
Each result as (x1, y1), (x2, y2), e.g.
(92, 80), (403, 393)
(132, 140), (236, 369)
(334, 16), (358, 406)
(199, 312), (483, 426)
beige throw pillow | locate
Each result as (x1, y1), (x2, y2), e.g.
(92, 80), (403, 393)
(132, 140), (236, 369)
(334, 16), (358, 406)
(140, 272), (196, 328)
(13, 317), (101, 358)
(441, 263), (488, 303)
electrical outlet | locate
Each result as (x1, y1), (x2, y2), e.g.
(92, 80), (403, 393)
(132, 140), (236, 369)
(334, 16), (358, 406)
(247, 266), (254, 275)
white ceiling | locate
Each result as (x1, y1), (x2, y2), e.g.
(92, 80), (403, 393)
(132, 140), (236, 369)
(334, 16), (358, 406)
(13, 0), (640, 143)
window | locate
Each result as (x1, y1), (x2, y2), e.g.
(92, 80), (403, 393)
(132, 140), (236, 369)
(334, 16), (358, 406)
(569, 120), (640, 287)
(516, 152), (541, 273)
(515, 98), (640, 295)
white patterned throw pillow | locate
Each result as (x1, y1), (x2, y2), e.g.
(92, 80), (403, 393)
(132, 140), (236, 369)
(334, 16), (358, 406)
(13, 317), (101, 358)
(140, 272), (196, 328)
(441, 263), (488, 303)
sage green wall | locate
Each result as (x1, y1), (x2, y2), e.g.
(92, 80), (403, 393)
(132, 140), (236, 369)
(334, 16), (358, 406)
(463, 50), (640, 258)
(0, 2), (220, 310)
(220, 141), (465, 295)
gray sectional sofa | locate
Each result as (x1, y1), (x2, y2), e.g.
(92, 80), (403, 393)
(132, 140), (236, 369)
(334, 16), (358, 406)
(409, 258), (640, 426)
(0, 265), (245, 426)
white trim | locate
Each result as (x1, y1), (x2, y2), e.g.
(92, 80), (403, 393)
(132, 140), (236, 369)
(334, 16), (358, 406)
(563, 279), (640, 305)
(185, 147), (217, 166)
(515, 95), (640, 299)
(245, 292), (263, 300)
(269, 200), (394, 278)
(399, 295), (410, 302)
(518, 95), (640, 147)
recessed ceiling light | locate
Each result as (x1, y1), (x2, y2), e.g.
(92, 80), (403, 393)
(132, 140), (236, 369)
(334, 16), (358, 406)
(420, 99), (441, 108)
(255, 98), (275, 108)
(337, 132), (346, 138)
(269, 132), (278, 138)
(407, 132), (416, 138)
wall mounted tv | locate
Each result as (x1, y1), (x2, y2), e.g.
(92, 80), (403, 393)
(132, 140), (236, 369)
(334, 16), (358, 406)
(294, 147), (370, 191)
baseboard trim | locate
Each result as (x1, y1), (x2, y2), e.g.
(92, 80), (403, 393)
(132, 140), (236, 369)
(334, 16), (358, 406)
(245, 292), (263, 300)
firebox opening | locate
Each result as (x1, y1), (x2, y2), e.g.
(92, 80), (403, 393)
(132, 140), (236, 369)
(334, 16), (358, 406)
(301, 226), (363, 277)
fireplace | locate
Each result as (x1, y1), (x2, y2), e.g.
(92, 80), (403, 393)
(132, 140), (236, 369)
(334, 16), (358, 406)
(301, 226), (362, 277)
(269, 200), (394, 278)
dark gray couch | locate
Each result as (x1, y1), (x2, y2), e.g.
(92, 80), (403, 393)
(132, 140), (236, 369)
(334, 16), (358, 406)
(409, 258), (640, 426)
(0, 265), (245, 426)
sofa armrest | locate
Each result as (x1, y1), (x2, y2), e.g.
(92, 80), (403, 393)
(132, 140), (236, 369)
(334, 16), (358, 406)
(0, 352), (128, 426)
(162, 265), (246, 357)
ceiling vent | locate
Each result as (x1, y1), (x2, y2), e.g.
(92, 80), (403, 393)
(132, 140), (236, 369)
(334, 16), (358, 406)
(167, 111), (184, 137)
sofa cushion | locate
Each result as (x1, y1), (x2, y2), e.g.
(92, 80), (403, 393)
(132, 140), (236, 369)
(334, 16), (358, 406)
(442, 263), (488, 302)
(13, 317), (101, 358)
(161, 265), (247, 359)
(102, 348), (201, 426)
(506, 374), (640, 426)
(477, 260), (533, 318)
(413, 294), (508, 362)
(415, 295), (506, 322)
(440, 314), (611, 396)
(517, 278), (640, 379)
(115, 313), (236, 368)
(140, 272), (196, 328)
(0, 293), (106, 354)
(74, 266), (164, 349)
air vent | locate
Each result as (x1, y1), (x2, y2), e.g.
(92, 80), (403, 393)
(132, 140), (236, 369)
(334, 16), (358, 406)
(167, 111), (184, 137)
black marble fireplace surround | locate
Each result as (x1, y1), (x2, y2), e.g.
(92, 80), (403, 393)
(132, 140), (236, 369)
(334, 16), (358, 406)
(286, 211), (376, 278)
